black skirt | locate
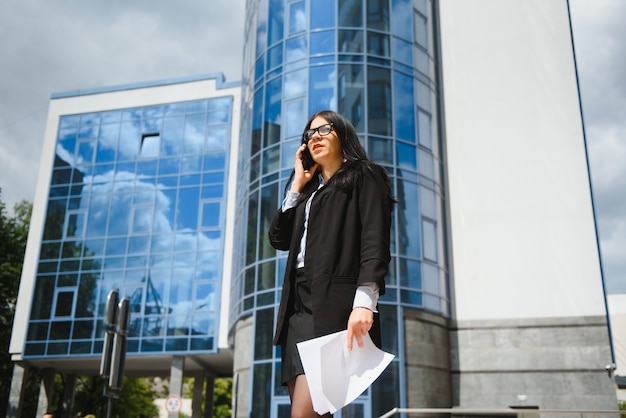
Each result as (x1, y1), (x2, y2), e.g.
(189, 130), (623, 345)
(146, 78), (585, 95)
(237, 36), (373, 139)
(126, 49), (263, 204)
(280, 268), (315, 385)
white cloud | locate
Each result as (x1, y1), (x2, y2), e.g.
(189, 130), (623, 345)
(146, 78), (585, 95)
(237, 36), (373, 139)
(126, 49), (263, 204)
(0, 0), (245, 211)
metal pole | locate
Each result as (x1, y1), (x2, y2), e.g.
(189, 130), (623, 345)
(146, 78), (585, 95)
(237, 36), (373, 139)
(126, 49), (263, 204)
(106, 397), (112, 418)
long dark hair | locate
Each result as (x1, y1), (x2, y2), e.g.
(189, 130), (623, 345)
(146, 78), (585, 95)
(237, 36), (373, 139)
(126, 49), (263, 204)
(285, 110), (394, 205)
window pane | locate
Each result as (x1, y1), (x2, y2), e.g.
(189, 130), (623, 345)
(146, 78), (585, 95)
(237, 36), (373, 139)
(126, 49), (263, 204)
(391, 0), (412, 39)
(367, 0), (389, 31)
(414, 10), (428, 48)
(246, 192), (259, 265)
(309, 65), (336, 114)
(311, 0), (335, 30)
(77, 140), (96, 165)
(264, 77), (282, 148)
(206, 126), (226, 152)
(338, 29), (364, 53)
(195, 283), (216, 311)
(161, 116), (184, 156)
(396, 142), (416, 170)
(397, 180), (420, 258)
(254, 308), (274, 360)
(201, 184), (223, 199)
(72, 320), (94, 339)
(368, 137), (393, 165)
(268, 0), (284, 45)
(139, 134), (160, 159)
(420, 186), (436, 218)
(50, 321), (72, 340)
(285, 69), (307, 100)
(55, 291), (74, 317)
(207, 110), (229, 125)
(367, 66), (391, 135)
(285, 34), (307, 63)
(367, 31), (389, 57)
(118, 121), (141, 161)
(338, 64), (365, 132)
(289, 1), (305, 34)
(418, 110), (432, 149)
(66, 211), (86, 238)
(262, 145), (280, 175)
(310, 30), (335, 55)
(258, 260), (276, 291)
(132, 207), (153, 233)
(393, 71), (415, 142)
(423, 262), (439, 294)
(96, 124), (118, 163)
(176, 188), (199, 230)
(201, 202), (220, 228)
(27, 322), (49, 341)
(399, 258), (420, 288)
(204, 153), (225, 171)
(267, 44), (283, 71)
(372, 361), (400, 417)
(259, 184), (279, 259)
(252, 363), (272, 418)
(339, 0), (363, 27)
(418, 149), (434, 179)
(281, 139), (300, 170)
(285, 100), (305, 138)
(183, 114), (206, 155)
(422, 218), (437, 261)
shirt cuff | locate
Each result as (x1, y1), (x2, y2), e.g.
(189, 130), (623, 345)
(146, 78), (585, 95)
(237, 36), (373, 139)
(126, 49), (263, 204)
(352, 283), (379, 313)
(281, 191), (301, 212)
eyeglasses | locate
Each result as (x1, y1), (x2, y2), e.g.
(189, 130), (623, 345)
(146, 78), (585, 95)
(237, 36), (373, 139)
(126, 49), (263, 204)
(303, 123), (334, 142)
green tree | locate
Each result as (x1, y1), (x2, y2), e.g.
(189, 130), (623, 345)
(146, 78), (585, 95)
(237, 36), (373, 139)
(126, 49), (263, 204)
(70, 375), (159, 418)
(188, 376), (232, 417)
(213, 377), (233, 418)
(0, 192), (32, 417)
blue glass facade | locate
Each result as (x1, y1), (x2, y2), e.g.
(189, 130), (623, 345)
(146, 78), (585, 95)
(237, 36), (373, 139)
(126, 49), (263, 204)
(25, 96), (234, 358)
(230, 0), (447, 415)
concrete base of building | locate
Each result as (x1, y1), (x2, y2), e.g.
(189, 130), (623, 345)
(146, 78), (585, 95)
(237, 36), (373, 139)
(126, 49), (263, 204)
(404, 309), (453, 408)
(449, 315), (618, 410)
(232, 315), (253, 418)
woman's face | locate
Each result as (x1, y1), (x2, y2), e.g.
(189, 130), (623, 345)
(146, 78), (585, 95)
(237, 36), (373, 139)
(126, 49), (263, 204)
(307, 116), (343, 168)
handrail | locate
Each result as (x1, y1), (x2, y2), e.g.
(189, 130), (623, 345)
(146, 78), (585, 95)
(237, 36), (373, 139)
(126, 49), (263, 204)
(379, 407), (623, 418)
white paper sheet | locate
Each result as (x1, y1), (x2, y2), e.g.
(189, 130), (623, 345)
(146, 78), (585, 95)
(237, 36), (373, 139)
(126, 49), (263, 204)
(296, 330), (395, 415)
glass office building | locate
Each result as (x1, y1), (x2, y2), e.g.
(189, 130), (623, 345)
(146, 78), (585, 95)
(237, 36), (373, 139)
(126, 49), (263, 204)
(229, 0), (448, 415)
(9, 76), (241, 412)
(27, 99), (233, 357)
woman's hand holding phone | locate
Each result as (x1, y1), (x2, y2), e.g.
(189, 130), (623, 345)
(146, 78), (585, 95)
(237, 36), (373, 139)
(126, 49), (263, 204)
(291, 144), (318, 192)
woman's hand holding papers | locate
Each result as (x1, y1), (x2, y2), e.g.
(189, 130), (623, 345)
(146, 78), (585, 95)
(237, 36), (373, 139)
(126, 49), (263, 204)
(346, 307), (374, 351)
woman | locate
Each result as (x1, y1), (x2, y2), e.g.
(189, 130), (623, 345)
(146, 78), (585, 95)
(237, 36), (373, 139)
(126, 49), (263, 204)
(269, 110), (394, 417)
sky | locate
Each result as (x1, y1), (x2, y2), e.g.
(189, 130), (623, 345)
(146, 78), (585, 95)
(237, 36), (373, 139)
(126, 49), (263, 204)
(0, 0), (624, 292)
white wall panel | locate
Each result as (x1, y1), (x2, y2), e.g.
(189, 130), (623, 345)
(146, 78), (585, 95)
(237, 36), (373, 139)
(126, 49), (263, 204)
(439, 0), (606, 319)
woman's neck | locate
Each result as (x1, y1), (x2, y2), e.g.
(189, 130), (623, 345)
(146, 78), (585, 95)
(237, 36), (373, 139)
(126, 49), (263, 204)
(320, 159), (344, 183)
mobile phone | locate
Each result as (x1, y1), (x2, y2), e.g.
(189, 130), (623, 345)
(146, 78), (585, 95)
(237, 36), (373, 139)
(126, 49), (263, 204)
(301, 137), (315, 170)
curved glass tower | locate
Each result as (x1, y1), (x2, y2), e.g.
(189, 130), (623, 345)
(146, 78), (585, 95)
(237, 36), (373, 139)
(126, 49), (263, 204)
(230, 0), (447, 415)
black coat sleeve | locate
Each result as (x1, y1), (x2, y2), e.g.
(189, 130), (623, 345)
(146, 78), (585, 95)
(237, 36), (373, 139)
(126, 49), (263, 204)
(357, 166), (392, 296)
(268, 207), (296, 251)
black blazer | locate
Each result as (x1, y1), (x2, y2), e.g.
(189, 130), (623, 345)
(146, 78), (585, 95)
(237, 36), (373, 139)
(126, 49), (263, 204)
(269, 162), (392, 347)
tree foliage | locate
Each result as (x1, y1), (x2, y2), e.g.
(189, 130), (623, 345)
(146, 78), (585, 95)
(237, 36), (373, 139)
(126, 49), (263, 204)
(213, 377), (233, 418)
(0, 192), (32, 417)
(186, 376), (232, 417)
(47, 375), (160, 418)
